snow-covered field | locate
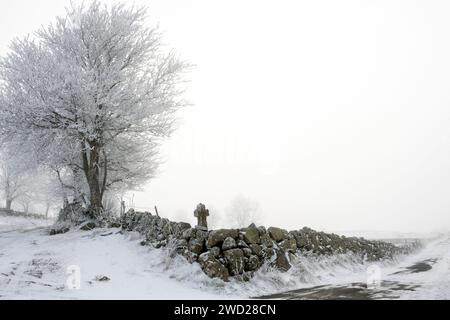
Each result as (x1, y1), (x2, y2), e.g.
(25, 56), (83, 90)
(0, 215), (227, 299)
(1, 215), (449, 300)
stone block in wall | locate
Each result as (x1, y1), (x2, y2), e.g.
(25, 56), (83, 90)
(222, 237), (237, 251)
(198, 252), (229, 281)
(223, 248), (245, 276)
(206, 229), (239, 248)
(268, 226), (289, 242)
(241, 225), (261, 244)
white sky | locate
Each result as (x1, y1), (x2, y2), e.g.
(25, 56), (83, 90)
(1, 0), (450, 233)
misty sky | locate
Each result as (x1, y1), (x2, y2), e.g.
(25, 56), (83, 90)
(1, 0), (450, 233)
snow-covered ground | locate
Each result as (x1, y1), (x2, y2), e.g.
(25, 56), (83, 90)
(256, 235), (450, 300)
(1, 215), (449, 299)
(0, 215), (228, 299)
(387, 236), (450, 299)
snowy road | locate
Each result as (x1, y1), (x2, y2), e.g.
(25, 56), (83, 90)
(257, 236), (450, 300)
(1, 215), (449, 300)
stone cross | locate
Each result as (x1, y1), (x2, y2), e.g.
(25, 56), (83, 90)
(194, 203), (209, 231)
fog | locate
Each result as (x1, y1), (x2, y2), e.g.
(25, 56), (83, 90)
(1, 0), (450, 233)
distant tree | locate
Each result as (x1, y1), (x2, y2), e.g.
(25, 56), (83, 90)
(0, 1), (188, 217)
(225, 194), (263, 228)
(0, 162), (24, 210)
(0, 151), (63, 216)
(0, 153), (33, 211)
(35, 174), (62, 218)
(16, 192), (33, 214)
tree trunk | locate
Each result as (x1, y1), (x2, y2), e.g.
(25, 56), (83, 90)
(89, 178), (103, 213)
(81, 140), (104, 216)
(5, 199), (12, 211)
(71, 166), (87, 206)
(55, 168), (69, 208)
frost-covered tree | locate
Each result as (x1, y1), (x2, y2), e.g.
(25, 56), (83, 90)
(0, 150), (61, 215)
(17, 192), (33, 214)
(0, 1), (187, 216)
(0, 159), (26, 210)
(0, 151), (36, 211)
(33, 173), (63, 218)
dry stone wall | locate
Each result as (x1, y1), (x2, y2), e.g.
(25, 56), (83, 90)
(121, 209), (419, 282)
